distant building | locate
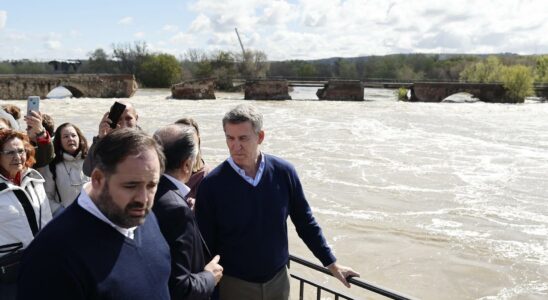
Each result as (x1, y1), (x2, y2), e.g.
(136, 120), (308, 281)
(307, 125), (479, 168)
(48, 60), (82, 73)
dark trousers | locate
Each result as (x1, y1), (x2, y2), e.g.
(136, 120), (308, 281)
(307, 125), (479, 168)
(219, 267), (290, 300)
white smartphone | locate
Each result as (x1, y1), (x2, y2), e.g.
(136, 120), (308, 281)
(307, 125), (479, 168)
(27, 96), (40, 116)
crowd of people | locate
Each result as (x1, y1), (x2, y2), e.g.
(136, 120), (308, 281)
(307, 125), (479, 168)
(0, 100), (359, 300)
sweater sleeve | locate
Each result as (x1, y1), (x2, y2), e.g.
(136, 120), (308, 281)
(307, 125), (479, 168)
(195, 177), (217, 256)
(32, 138), (54, 169)
(287, 167), (336, 267)
(17, 249), (87, 299)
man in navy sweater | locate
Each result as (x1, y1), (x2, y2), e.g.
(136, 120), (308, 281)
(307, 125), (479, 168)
(17, 129), (171, 300)
(195, 104), (359, 300)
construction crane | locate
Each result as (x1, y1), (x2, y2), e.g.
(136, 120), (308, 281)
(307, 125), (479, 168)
(234, 28), (246, 57)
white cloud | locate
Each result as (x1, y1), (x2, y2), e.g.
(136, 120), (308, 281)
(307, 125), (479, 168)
(0, 10), (6, 30)
(118, 17), (133, 25)
(5, 32), (27, 41)
(188, 14), (211, 33)
(2, 0), (548, 61)
(258, 1), (297, 26)
(170, 32), (196, 45)
(162, 24), (179, 32)
(68, 29), (81, 38)
(45, 40), (61, 50)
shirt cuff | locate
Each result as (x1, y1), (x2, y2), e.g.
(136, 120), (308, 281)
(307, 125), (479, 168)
(36, 131), (51, 145)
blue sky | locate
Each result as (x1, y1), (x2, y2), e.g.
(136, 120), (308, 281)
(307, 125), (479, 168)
(1, 0), (547, 61)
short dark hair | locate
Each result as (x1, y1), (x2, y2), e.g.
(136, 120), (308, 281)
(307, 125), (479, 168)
(52, 123), (89, 165)
(222, 104), (263, 133)
(2, 104), (21, 120)
(94, 128), (165, 175)
(153, 124), (197, 173)
(41, 113), (55, 137)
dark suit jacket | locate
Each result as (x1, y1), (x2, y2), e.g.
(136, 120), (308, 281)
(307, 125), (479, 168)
(152, 175), (215, 300)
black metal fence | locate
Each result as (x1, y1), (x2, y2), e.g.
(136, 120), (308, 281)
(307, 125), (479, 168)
(288, 254), (417, 300)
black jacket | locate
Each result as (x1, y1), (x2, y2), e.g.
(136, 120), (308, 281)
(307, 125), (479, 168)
(152, 175), (215, 300)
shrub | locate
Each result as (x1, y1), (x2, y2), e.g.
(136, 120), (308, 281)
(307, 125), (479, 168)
(502, 65), (534, 103)
(397, 87), (408, 100)
(139, 54), (182, 88)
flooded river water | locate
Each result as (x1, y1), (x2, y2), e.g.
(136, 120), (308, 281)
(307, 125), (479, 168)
(2, 87), (547, 299)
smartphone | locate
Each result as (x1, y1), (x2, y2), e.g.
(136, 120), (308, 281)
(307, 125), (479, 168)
(27, 96), (40, 116)
(107, 102), (126, 129)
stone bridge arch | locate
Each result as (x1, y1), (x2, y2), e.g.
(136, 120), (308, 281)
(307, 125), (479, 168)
(0, 74), (137, 99)
(408, 82), (516, 103)
(55, 84), (85, 98)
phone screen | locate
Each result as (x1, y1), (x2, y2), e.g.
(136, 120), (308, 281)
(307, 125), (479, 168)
(107, 102), (127, 129)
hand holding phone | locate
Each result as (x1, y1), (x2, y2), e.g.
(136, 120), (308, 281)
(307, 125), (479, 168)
(27, 96), (40, 116)
(107, 102), (126, 129)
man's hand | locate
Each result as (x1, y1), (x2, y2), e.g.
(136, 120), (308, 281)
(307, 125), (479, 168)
(204, 255), (223, 285)
(186, 197), (195, 211)
(24, 111), (44, 141)
(98, 112), (117, 138)
(328, 262), (360, 288)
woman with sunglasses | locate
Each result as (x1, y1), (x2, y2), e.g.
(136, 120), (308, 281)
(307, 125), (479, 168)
(40, 123), (90, 216)
(0, 129), (53, 298)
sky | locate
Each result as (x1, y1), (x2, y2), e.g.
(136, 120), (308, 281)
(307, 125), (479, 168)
(0, 0), (547, 61)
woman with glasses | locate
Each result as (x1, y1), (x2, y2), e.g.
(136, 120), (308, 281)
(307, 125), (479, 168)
(40, 123), (89, 216)
(0, 129), (53, 298)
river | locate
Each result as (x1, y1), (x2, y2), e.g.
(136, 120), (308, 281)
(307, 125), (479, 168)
(2, 87), (547, 300)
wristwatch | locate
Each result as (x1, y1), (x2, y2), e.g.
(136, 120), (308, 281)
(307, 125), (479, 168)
(36, 129), (46, 137)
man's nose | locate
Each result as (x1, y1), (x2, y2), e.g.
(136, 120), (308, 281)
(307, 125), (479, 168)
(134, 187), (149, 204)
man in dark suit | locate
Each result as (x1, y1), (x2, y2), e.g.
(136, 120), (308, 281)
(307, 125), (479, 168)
(153, 124), (223, 300)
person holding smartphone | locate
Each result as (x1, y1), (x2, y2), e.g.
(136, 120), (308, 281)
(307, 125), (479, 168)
(82, 100), (139, 176)
(24, 97), (54, 169)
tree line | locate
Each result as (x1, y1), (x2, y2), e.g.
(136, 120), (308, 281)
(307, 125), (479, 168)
(1, 41), (547, 92)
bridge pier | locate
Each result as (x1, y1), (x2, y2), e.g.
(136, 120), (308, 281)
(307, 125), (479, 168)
(171, 78), (216, 100)
(408, 82), (519, 103)
(0, 74), (138, 100)
(244, 79), (291, 100)
(316, 80), (364, 101)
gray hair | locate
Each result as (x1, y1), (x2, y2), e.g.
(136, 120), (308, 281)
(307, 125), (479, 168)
(153, 124), (198, 172)
(222, 104), (263, 134)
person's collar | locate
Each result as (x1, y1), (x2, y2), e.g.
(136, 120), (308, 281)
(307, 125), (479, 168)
(163, 173), (191, 198)
(227, 152), (265, 186)
(77, 183), (137, 239)
(62, 151), (81, 161)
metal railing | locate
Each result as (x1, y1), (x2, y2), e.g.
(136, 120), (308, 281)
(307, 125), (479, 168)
(288, 254), (416, 300)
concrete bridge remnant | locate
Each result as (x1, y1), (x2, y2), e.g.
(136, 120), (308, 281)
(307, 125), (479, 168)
(0, 74), (138, 100)
(408, 82), (520, 103)
(171, 78), (216, 100)
(244, 79), (291, 100)
(316, 80), (364, 101)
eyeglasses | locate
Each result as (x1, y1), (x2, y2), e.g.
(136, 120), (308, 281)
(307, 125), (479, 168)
(0, 148), (26, 157)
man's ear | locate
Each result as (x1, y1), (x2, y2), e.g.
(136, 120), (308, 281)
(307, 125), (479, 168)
(91, 168), (105, 189)
(258, 130), (265, 144)
(181, 158), (193, 174)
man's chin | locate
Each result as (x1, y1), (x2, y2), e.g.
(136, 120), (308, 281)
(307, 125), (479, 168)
(120, 216), (146, 228)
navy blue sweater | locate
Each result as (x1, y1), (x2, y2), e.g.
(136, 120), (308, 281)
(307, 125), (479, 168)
(17, 202), (171, 300)
(195, 154), (335, 283)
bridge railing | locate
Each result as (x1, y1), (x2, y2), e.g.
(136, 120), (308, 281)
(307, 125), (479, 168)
(288, 254), (416, 300)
